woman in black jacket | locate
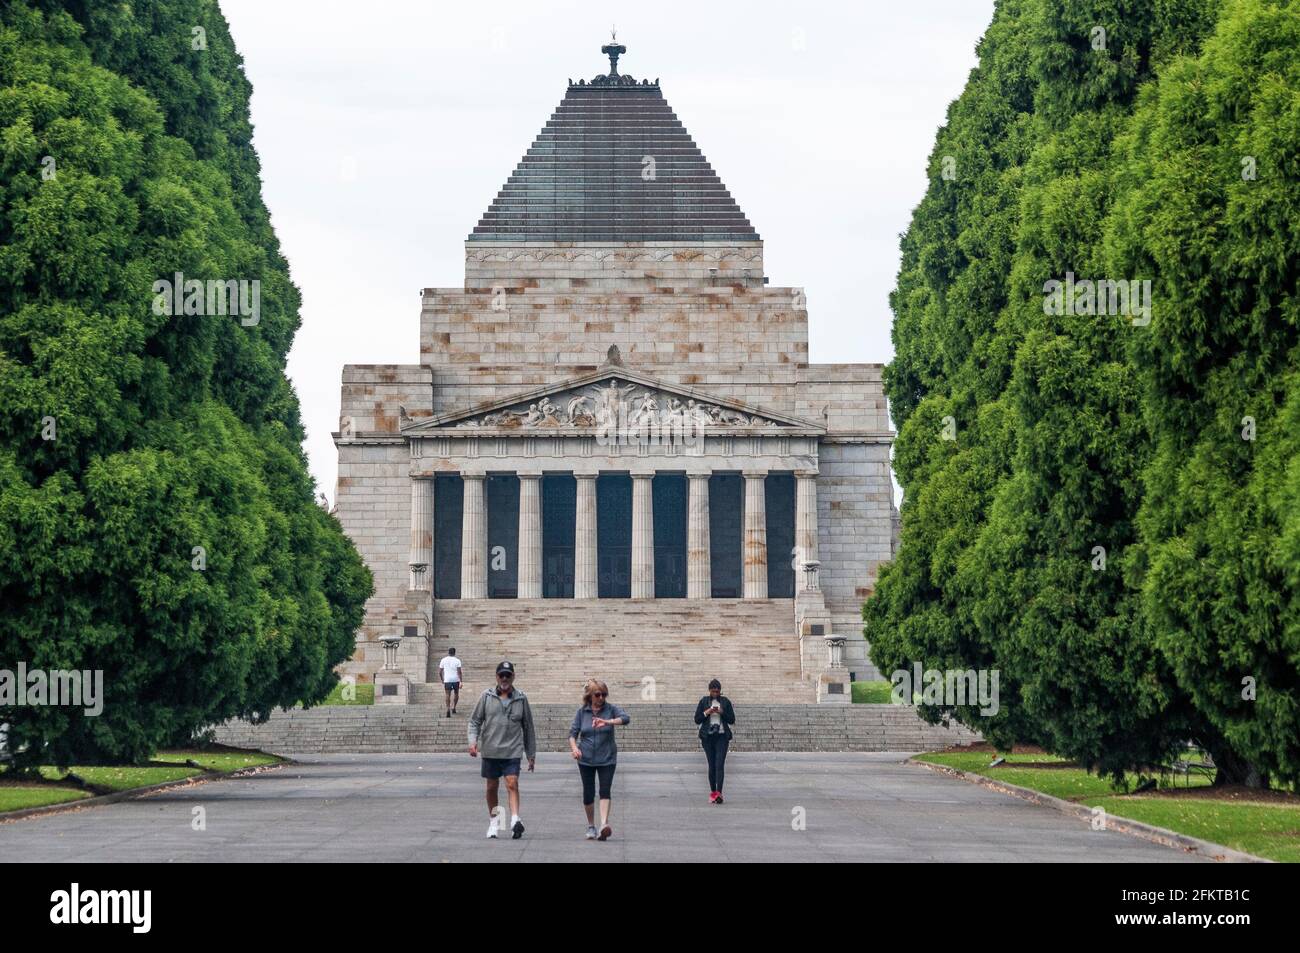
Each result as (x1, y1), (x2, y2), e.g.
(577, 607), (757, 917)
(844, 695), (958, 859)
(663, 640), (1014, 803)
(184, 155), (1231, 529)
(694, 678), (735, 804)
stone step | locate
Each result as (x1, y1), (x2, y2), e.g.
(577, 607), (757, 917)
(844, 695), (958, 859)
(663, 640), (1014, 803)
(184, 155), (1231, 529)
(426, 597), (811, 703)
(211, 704), (982, 753)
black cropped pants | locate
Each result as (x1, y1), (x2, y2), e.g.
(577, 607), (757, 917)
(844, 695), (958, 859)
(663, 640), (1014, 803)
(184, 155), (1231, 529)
(702, 734), (730, 792)
(578, 763), (616, 805)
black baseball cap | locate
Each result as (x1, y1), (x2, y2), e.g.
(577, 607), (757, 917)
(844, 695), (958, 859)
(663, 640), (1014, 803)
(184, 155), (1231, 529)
(496, 661), (515, 676)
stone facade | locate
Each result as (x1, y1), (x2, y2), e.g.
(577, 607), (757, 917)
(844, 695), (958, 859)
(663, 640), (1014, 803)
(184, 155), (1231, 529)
(333, 45), (896, 703)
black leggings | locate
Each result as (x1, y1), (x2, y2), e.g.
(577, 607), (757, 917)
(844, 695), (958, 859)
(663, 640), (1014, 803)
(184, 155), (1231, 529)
(702, 734), (730, 792)
(578, 763), (616, 805)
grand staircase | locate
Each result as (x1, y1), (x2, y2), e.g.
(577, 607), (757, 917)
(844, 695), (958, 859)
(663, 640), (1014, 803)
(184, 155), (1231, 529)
(212, 703), (981, 753)
(421, 598), (810, 704)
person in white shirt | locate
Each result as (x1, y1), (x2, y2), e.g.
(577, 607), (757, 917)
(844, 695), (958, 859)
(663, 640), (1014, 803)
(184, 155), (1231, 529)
(437, 648), (463, 718)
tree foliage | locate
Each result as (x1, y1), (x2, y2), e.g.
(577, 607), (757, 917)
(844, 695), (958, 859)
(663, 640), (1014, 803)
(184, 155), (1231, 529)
(868, 0), (1299, 785)
(0, 1), (372, 767)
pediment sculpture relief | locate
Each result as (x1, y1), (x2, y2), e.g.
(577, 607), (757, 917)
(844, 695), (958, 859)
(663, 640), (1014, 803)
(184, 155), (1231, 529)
(454, 378), (778, 431)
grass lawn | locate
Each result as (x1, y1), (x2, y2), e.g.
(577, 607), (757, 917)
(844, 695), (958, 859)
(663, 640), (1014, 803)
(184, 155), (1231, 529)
(1083, 796), (1300, 864)
(0, 746), (282, 813)
(918, 751), (1144, 800)
(0, 785), (91, 813)
(154, 749), (279, 772)
(852, 681), (895, 704)
(318, 682), (374, 706)
(916, 751), (1298, 862)
(37, 764), (203, 791)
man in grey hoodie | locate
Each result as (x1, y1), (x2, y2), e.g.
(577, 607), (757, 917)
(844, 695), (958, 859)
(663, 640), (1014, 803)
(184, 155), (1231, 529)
(467, 660), (536, 839)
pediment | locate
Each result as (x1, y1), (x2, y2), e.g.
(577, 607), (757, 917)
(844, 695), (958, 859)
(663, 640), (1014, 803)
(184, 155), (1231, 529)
(401, 367), (824, 436)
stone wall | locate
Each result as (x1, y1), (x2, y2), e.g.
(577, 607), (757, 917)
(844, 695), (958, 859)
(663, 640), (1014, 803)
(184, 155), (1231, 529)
(463, 241), (766, 290)
(335, 364), (434, 683)
(338, 364), (432, 435)
(418, 284), (810, 415)
(793, 364), (892, 434)
(817, 442), (895, 679)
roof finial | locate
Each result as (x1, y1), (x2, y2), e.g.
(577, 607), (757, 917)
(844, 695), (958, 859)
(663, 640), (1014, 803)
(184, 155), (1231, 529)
(601, 29), (626, 77)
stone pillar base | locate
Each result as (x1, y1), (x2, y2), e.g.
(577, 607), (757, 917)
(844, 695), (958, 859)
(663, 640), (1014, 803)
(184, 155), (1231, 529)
(796, 597), (833, 681)
(375, 671), (410, 705)
(817, 671), (851, 705)
(393, 604), (431, 683)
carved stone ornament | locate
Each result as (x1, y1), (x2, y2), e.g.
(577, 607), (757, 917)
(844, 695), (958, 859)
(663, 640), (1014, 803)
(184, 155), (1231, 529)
(453, 378), (779, 431)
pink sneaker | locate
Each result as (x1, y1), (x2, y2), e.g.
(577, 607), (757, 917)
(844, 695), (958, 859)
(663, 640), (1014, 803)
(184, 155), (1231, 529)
(709, 790), (719, 804)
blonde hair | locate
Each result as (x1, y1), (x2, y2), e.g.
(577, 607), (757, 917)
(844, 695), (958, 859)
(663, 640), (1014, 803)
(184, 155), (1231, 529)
(582, 679), (610, 707)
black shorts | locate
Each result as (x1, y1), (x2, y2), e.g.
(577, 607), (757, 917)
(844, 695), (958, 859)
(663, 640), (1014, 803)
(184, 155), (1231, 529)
(481, 757), (521, 780)
(443, 681), (460, 691)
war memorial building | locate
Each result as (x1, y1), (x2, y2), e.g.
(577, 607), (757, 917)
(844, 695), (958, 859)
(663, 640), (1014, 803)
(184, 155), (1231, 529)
(333, 42), (898, 705)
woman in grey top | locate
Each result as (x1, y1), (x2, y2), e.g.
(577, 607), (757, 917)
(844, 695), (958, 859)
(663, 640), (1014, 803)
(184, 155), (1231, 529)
(568, 679), (631, 841)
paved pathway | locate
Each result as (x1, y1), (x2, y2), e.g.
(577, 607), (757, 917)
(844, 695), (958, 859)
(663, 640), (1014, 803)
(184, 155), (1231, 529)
(0, 752), (1207, 862)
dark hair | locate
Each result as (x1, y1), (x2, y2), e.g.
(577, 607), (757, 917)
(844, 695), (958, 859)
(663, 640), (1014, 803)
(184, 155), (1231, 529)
(448, 647), (456, 655)
(708, 679), (722, 690)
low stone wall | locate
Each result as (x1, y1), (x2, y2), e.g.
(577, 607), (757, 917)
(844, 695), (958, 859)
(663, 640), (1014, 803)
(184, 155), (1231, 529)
(212, 704), (981, 754)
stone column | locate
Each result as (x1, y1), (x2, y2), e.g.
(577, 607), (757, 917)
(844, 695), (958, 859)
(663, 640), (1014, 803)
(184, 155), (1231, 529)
(795, 471), (819, 591)
(574, 473), (598, 599)
(687, 472), (712, 599)
(374, 633), (409, 705)
(742, 470), (768, 600)
(517, 473), (542, 599)
(631, 472), (655, 599)
(460, 473), (487, 599)
(408, 477), (433, 591)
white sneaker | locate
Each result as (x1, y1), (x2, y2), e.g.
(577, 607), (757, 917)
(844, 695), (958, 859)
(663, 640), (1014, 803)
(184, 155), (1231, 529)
(486, 817), (501, 839)
(585, 825), (598, 840)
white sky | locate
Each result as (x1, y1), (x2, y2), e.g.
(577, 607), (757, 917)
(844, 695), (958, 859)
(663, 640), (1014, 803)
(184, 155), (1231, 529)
(220, 0), (995, 502)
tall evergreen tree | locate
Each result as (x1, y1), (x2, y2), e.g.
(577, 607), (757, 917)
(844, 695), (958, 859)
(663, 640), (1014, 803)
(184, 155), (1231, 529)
(0, 1), (372, 768)
(1115, 0), (1300, 785)
(869, 0), (1299, 786)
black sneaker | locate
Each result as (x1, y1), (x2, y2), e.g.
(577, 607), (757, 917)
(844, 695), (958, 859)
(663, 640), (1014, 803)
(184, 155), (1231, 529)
(445, 710), (451, 718)
(511, 820), (525, 839)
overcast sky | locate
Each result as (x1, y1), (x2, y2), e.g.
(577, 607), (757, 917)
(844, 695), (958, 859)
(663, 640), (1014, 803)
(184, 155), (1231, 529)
(220, 0), (996, 502)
